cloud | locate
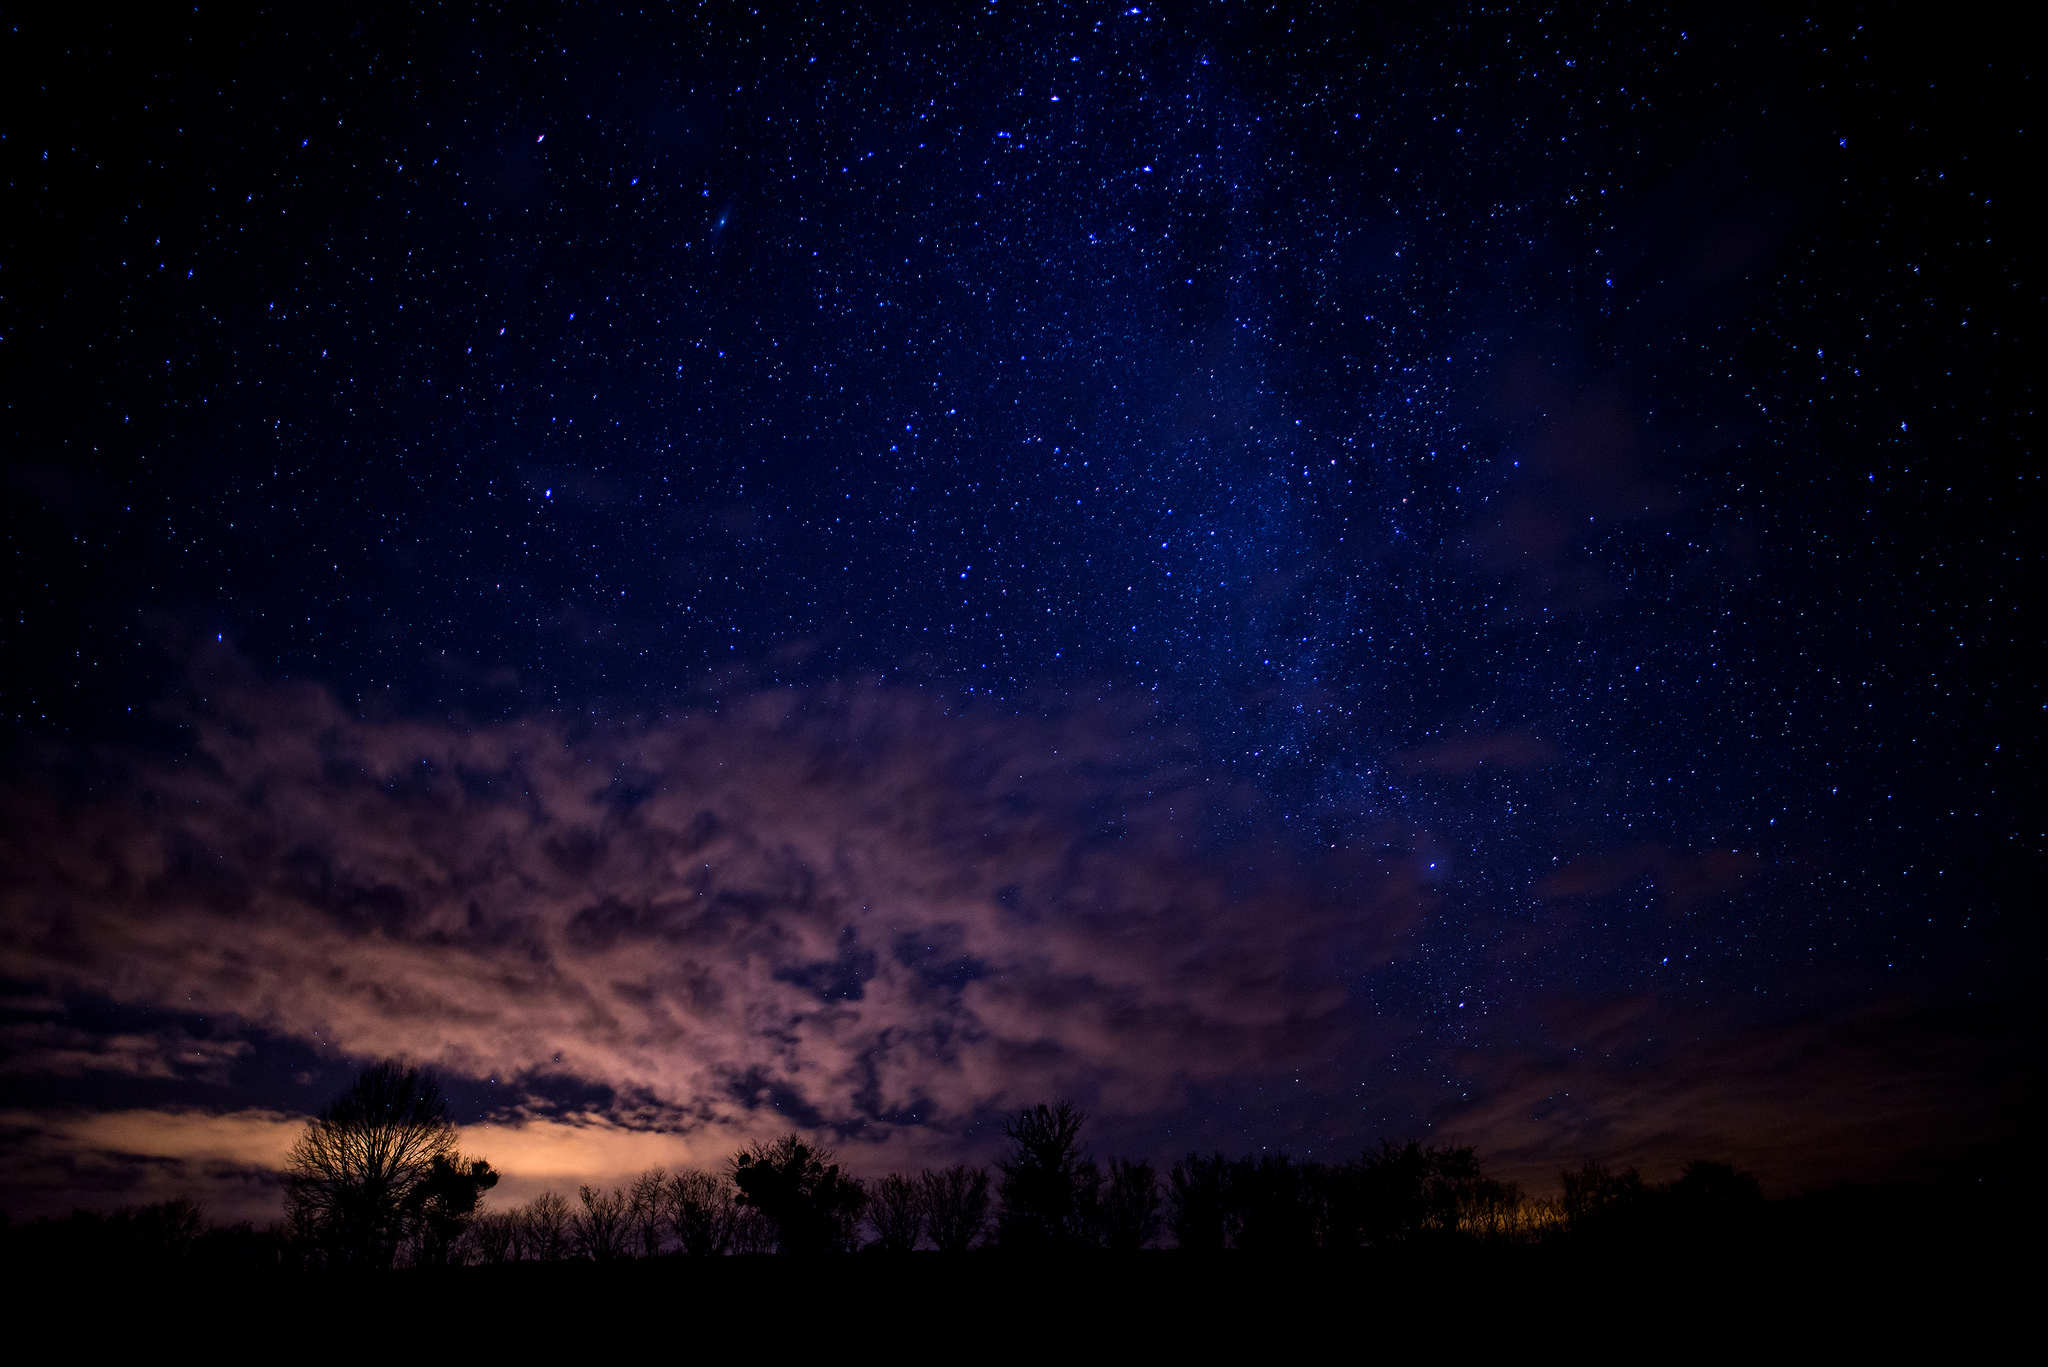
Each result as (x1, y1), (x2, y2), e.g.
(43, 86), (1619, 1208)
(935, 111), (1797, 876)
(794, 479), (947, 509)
(1, 667), (2013, 1210)
(0, 674), (1428, 1173)
(1434, 993), (2035, 1197)
(0, 1107), (738, 1221)
(0, 1022), (251, 1084)
(1537, 842), (1758, 920)
(0, 1107), (299, 1223)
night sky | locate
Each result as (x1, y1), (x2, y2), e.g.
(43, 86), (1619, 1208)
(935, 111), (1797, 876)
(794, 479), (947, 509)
(2, 3), (2034, 1221)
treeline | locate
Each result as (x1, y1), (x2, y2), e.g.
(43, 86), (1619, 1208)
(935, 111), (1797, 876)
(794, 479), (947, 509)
(448, 1104), (1762, 1262)
(0, 1079), (1767, 1271)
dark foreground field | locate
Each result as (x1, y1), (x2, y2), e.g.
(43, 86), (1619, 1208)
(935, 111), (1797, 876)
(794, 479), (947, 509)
(14, 1191), (2025, 1355)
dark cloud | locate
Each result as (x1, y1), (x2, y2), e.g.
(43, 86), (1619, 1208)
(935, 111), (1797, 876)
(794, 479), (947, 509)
(0, 671), (1427, 1158)
(1538, 843), (1760, 921)
(1438, 993), (2035, 1195)
(0, 666), (2016, 1211)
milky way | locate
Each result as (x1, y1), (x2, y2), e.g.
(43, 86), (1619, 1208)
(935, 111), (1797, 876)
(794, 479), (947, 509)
(1, 5), (2031, 1216)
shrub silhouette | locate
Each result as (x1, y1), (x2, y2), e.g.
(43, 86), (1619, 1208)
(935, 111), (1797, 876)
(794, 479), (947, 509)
(996, 1101), (1100, 1250)
(731, 1134), (867, 1254)
(920, 1164), (992, 1253)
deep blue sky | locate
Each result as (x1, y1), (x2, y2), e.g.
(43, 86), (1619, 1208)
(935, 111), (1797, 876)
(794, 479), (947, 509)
(1, 3), (2034, 1209)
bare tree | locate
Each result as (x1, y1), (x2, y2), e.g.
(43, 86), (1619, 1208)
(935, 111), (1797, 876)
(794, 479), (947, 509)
(523, 1191), (574, 1261)
(1102, 1157), (1162, 1250)
(576, 1184), (633, 1260)
(627, 1168), (668, 1258)
(465, 1208), (521, 1264)
(1167, 1153), (1235, 1251)
(667, 1169), (738, 1256)
(283, 1061), (465, 1270)
(921, 1164), (992, 1253)
(731, 1201), (778, 1254)
(996, 1102), (1099, 1250)
(867, 1173), (925, 1253)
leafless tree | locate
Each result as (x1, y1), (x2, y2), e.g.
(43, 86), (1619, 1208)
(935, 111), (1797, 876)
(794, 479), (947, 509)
(921, 1164), (991, 1253)
(523, 1190), (574, 1261)
(576, 1184), (633, 1260)
(667, 1169), (738, 1256)
(627, 1168), (668, 1257)
(995, 1102), (1099, 1250)
(867, 1173), (926, 1253)
(1102, 1157), (1163, 1250)
(465, 1208), (521, 1264)
(731, 1201), (777, 1254)
(283, 1061), (462, 1270)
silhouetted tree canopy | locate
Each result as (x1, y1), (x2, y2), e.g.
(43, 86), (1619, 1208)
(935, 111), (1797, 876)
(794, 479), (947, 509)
(576, 1183), (633, 1260)
(1670, 1160), (1765, 1214)
(284, 1061), (471, 1270)
(731, 1134), (867, 1254)
(667, 1169), (742, 1256)
(1102, 1157), (1163, 1251)
(1168, 1154), (1236, 1252)
(7, 1082), (1780, 1271)
(921, 1164), (992, 1253)
(405, 1153), (498, 1265)
(997, 1101), (1100, 1250)
(523, 1190), (574, 1260)
(868, 1173), (925, 1253)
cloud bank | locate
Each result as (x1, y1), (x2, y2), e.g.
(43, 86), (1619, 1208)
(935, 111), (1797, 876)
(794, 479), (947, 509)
(3, 668), (2023, 1217)
(1, 673), (1422, 1175)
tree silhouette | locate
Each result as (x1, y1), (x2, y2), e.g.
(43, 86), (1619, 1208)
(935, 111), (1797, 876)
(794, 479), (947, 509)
(996, 1101), (1100, 1250)
(730, 1134), (867, 1254)
(1102, 1157), (1162, 1251)
(523, 1191), (574, 1261)
(1560, 1160), (1650, 1229)
(404, 1153), (498, 1265)
(627, 1168), (668, 1258)
(283, 1061), (469, 1270)
(667, 1169), (740, 1256)
(1167, 1153), (1236, 1251)
(576, 1184), (633, 1260)
(465, 1208), (522, 1264)
(920, 1164), (991, 1253)
(868, 1173), (925, 1253)
(1351, 1140), (1507, 1245)
(1232, 1154), (1321, 1252)
(1667, 1160), (1764, 1232)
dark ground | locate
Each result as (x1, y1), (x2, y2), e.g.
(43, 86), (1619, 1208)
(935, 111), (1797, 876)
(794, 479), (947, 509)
(19, 1187), (2028, 1353)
